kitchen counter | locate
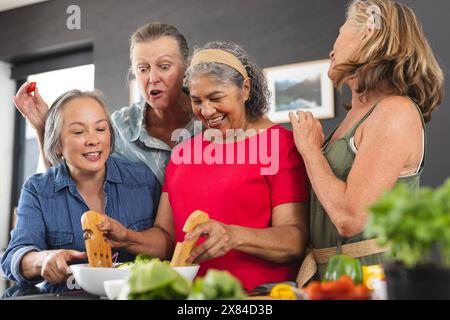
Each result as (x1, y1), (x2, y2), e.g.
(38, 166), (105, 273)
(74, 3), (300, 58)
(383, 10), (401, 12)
(0, 276), (99, 300)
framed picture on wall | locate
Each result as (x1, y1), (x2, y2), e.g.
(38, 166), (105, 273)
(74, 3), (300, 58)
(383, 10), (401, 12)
(264, 59), (335, 123)
(129, 78), (144, 105)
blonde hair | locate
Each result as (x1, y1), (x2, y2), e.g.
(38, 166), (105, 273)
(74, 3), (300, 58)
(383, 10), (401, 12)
(129, 22), (189, 65)
(334, 0), (444, 122)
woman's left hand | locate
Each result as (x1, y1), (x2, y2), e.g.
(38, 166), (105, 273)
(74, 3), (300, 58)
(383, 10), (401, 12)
(185, 220), (237, 264)
(289, 110), (325, 156)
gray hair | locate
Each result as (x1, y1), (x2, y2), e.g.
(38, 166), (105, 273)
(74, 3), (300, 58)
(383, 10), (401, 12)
(184, 41), (270, 120)
(44, 89), (115, 166)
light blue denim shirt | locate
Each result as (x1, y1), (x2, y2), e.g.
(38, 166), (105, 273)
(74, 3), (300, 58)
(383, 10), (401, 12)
(1, 156), (158, 287)
(111, 101), (197, 186)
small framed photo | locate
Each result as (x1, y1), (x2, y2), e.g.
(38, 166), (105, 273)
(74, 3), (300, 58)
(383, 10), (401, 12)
(129, 78), (144, 105)
(264, 59), (335, 123)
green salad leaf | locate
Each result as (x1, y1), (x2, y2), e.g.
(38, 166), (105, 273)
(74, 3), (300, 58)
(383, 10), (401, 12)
(117, 255), (246, 300)
(115, 253), (156, 268)
(188, 269), (246, 300)
(126, 259), (191, 300)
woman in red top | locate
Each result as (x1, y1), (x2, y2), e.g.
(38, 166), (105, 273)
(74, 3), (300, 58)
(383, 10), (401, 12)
(99, 41), (310, 290)
(163, 41), (309, 289)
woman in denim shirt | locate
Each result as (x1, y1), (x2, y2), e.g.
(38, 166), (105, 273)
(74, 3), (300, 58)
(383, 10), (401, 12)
(1, 90), (159, 288)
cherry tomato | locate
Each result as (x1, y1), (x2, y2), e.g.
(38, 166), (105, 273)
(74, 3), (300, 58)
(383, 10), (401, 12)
(26, 82), (36, 93)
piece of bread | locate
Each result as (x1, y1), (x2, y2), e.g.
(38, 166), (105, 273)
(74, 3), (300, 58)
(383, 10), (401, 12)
(81, 211), (113, 268)
(182, 210), (210, 232)
(170, 210), (209, 267)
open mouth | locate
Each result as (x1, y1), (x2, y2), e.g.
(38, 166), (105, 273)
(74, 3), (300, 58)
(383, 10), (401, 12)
(149, 90), (163, 98)
(206, 115), (226, 128)
(83, 151), (102, 161)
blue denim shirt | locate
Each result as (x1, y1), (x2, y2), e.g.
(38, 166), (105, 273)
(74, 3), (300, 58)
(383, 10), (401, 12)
(1, 156), (158, 287)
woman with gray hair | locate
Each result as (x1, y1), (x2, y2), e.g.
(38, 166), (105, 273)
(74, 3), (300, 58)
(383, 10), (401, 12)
(1, 90), (160, 291)
(98, 41), (311, 290)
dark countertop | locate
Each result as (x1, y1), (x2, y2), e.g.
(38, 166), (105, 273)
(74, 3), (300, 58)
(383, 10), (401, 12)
(0, 276), (100, 300)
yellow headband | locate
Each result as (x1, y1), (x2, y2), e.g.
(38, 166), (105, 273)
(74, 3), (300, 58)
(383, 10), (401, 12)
(190, 49), (249, 79)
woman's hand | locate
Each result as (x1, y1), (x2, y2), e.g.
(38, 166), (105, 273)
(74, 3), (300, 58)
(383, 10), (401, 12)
(12, 82), (49, 132)
(40, 250), (86, 284)
(96, 216), (130, 248)
(185, 220), (237, 264)
(289, 110), (325, 156)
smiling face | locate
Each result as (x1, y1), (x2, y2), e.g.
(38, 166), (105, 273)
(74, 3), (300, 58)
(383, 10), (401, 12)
(58, 97), (111, 176)
(328, 19), (366, 80)
(131, 36), (186, 111)
(189, 74), (250, 136)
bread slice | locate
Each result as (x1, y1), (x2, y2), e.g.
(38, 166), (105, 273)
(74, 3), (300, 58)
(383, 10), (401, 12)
(170, 210), (209, 267)
(81, 211), (113, 268)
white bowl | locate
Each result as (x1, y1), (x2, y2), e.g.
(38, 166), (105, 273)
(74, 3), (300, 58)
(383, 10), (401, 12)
(70, 263), (130, 296)
(104, 279), (127, 300)
(172, 265), (200, 281)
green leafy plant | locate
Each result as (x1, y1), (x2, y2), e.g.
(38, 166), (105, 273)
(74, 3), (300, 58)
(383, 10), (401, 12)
(433, 178), (450, 266)
(365, 178), (450, 268)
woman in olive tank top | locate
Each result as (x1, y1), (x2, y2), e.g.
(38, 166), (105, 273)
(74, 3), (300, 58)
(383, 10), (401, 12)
(289, 0), (444, 286)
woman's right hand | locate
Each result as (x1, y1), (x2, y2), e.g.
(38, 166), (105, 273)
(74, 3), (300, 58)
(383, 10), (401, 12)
(289, 110), (325, 156)
(40, 250), (86, 284)
(12, 82), (49, 132)
(96, 216), (130, 248)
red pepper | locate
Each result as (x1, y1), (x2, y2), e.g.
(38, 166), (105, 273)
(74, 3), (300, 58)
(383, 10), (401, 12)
(26, 82), (36, 93)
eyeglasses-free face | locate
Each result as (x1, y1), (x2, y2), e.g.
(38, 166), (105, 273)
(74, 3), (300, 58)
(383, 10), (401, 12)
(131, 36), (186, 111)
(189, 74), (250, 138)
(58, 97), (111, 177)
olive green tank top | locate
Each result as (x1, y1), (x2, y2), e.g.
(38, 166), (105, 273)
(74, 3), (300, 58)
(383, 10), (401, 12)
(310, 101), (426, 279)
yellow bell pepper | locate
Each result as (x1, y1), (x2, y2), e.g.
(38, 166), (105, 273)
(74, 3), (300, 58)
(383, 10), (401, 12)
(269, 284), (296, 300)
(362, 265), (385, 290)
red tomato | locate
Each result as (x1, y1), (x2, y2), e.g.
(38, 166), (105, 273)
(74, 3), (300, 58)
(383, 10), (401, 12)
(337, 275), (355, 293)
(303, 281), (324, 300)
(353, 284), (371, 300)
(26, 82), (36, 93)
(318, 276), (356, 299)
(321, 280), (341, 293)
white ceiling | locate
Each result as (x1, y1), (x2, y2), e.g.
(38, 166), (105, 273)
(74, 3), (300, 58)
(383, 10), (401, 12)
(0, 0), (48, 13)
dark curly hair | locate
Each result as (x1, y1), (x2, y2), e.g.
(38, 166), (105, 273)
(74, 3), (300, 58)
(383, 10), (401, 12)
(184, 41), (270, 121)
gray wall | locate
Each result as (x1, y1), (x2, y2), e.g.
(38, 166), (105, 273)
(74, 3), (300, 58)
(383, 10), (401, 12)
(401, 0), (450, 187)
(0, 0), (448, 187)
